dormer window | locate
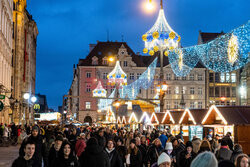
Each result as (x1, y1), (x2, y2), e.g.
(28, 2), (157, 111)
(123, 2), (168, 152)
(92, 56), (98, 65)
(103, 57), (108, 65)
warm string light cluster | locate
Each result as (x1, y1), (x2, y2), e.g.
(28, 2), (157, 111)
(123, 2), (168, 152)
(119, 57), (158, 100)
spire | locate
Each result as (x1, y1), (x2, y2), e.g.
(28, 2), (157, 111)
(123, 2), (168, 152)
(179, 88), (185, 109)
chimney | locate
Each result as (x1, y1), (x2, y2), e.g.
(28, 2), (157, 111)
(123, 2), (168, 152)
(89, 44), (96, 53)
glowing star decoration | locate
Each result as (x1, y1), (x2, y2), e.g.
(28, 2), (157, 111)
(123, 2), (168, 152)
(107, 61), (127, 86)
(179, 109), (196, 125)
(92, 81), (107, 98)
(227, 34), (239, 65)
(202, 105), (227, 125)
(142, 6), (181, 54)
(106, 106), (116, 123)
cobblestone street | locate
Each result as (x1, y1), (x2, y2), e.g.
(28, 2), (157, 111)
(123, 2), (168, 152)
(0, 145), (19, 167)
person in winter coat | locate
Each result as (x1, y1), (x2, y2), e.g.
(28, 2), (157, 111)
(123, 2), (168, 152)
(151, 152), (172, 167)
(54, 141), (79, 167)
(116, 137), (127, 166)
(197, 140), (212, 154)
(104, 139), (123, 167)
(231, 144), (243, 163)
(75, 133), (86, 158)
(19, 125), (47, 167)
(179, 141), (197, 167)
(191, 136), (201, 154)
(135, 137), (147, 167)
(68, 128), (77, 153)
(12, 140), (36, 167)
(146, 138), (164, 166)
(159, 131), (168, 149)
(79, 137), (110, 167)
(235, 154), (249, 167)
(164, 142), (173, 160)
(94, 127), (106, 149)
(215, 139), (233, 161)
(48, 135), (64, 167)
(127, 139), (142, 167)
(222, 132), (234, 151)
(171, 138), (185, 167)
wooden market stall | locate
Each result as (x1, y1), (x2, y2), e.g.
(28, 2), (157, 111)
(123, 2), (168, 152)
(201, 105), (250, 154)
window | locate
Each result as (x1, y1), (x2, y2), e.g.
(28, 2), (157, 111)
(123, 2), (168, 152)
(85, 102), (91, 109)
(190, 87), (195, 95)
(226, 73), (230, 82)
(174, 75), (179, 80)
(166, 87), (171, 94)
(221, 101), (225, 106)
(151, 87), (155, 94)
(166, 74), (171, 80)
(182, 76), (186, 80)
(221, 87), (225, 97)
(190, 102), (195, 109)
(103, 59), (108, 65)
(123, 61), (128, 67)
(174, 102), (179, 109)
(198, 74), (203, 81)
(220, 73), (225, 82)
(139, 89), (142, 94)
(189, 74), (194, 81)
(231, 73), (236, 83)
(226, 101), (230, 106)
(198, 88), (202, 95)
(215, 73), (220, 82)
(209, 87), (214, 97)
(175, 86), (179, 94)
(86, 84), (91, 92)
(215, 87), (219, 97)
(103, 72), (108, 79)
(226, 87), (230, 97)
(86, 72), (91, 78)
(198, 102), (202, 108)
(215, 101), (220, 105)
(182, 87), (186, 94)
(166, 102), (170, 109)
(137, 73), (141, 79)
(130, 73), (134, 80)
(232, 87), (236, 97)
(209, 73), (214, 82)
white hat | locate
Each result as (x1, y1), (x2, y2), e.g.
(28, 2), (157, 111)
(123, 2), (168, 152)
(80, 133), (85, 137)
(165, 142), (173, 150)
(157, 152), (171, 166)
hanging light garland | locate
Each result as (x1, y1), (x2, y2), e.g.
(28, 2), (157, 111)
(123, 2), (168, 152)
(107, 61), (127, 86)
(92, 81), (107, 98)
(119, 57), (158, 100)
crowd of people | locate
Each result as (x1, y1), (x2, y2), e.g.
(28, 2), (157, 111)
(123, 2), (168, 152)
(1, 123), (248, 167)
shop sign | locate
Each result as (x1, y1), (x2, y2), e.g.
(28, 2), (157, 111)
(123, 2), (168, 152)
(0, 95), (5, 99)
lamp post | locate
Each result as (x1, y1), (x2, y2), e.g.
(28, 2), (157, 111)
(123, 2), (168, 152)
(22, 93), (37, 125)
(142, 0), (181, 112)
(157, 82), (168, 112)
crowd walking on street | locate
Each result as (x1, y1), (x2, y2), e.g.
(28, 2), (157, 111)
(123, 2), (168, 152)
(0, 123), (249, 167)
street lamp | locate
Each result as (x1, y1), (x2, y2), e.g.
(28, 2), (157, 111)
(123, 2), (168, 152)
(142, 0), (180, 112)
(22, 93), (37, 125)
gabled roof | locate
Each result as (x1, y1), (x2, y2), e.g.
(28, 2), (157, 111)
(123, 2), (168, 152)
(161, 110), (175, 124)
(199, 31), (224, 43)
(189, 109), (208, 125)
(170, 110), (184, 124)
(179, 108), (197, 125)
(78, 41), (145, 67)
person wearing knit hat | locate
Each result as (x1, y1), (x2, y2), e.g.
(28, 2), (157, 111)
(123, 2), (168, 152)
(48, 135), (64, 166)
(157, 152), (171, 167)
(179, 141), (197, 167)
(191, 151), (218, 167)
(165, 142), (173, 159)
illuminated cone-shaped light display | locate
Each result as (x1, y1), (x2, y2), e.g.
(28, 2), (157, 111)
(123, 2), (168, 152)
(107, 61), (127, 86)
(92, 81), (107, 98)
(142, 5), (181, 55)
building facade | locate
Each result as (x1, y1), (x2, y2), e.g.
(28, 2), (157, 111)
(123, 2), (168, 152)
(68, 41), (207, 123)
(240, 62), (250, 105)
(12, 0), (38, 124)
(0, 0), (13, 124)
(198, 31), (240, 106)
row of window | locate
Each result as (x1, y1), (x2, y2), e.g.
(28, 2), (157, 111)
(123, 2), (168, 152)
(166, 73), (203, 81)
(209, 87), (236, 97)
(209, 72), (236, 83)
(165, 101), (203, 109)
(92, 56), (128, 67)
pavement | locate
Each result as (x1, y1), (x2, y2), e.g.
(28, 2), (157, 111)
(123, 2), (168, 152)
(0, 145), (19, 167)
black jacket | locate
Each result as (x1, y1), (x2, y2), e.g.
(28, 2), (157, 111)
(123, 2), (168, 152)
(94, 134), (106, 149)
(54, 156), (79, 167)
(137, 145), (147, 167)
(48, 145), (60, 167)
(19, 135), (46, 167)
(130, 148), (142, 167)
(104, 148), (123, 167)
(179, 150), (197, 167)
(222, 136), (233, 150)
(146, 145), (163, 166)
(116, 145), (127, 164)
(216, 148), (233, 161)
(231, 146), (243, 163)
(12, 156), (35, 167)
(79, 144), (110, 167)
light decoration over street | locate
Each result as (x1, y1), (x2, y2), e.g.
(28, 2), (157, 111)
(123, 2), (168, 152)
(119, 57), (158, 100)
(227, 34), (239, 65)
(92, 81), (107, 98)
(107, 61), (127, 86)
(142, 5), (181, 55)
(98, 89), (116, 111)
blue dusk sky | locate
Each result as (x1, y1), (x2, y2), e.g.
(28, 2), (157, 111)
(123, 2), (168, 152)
(27, 0), (250, 110)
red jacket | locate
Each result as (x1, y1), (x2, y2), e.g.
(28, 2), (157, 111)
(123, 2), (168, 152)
(75, 138), (86, 157)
